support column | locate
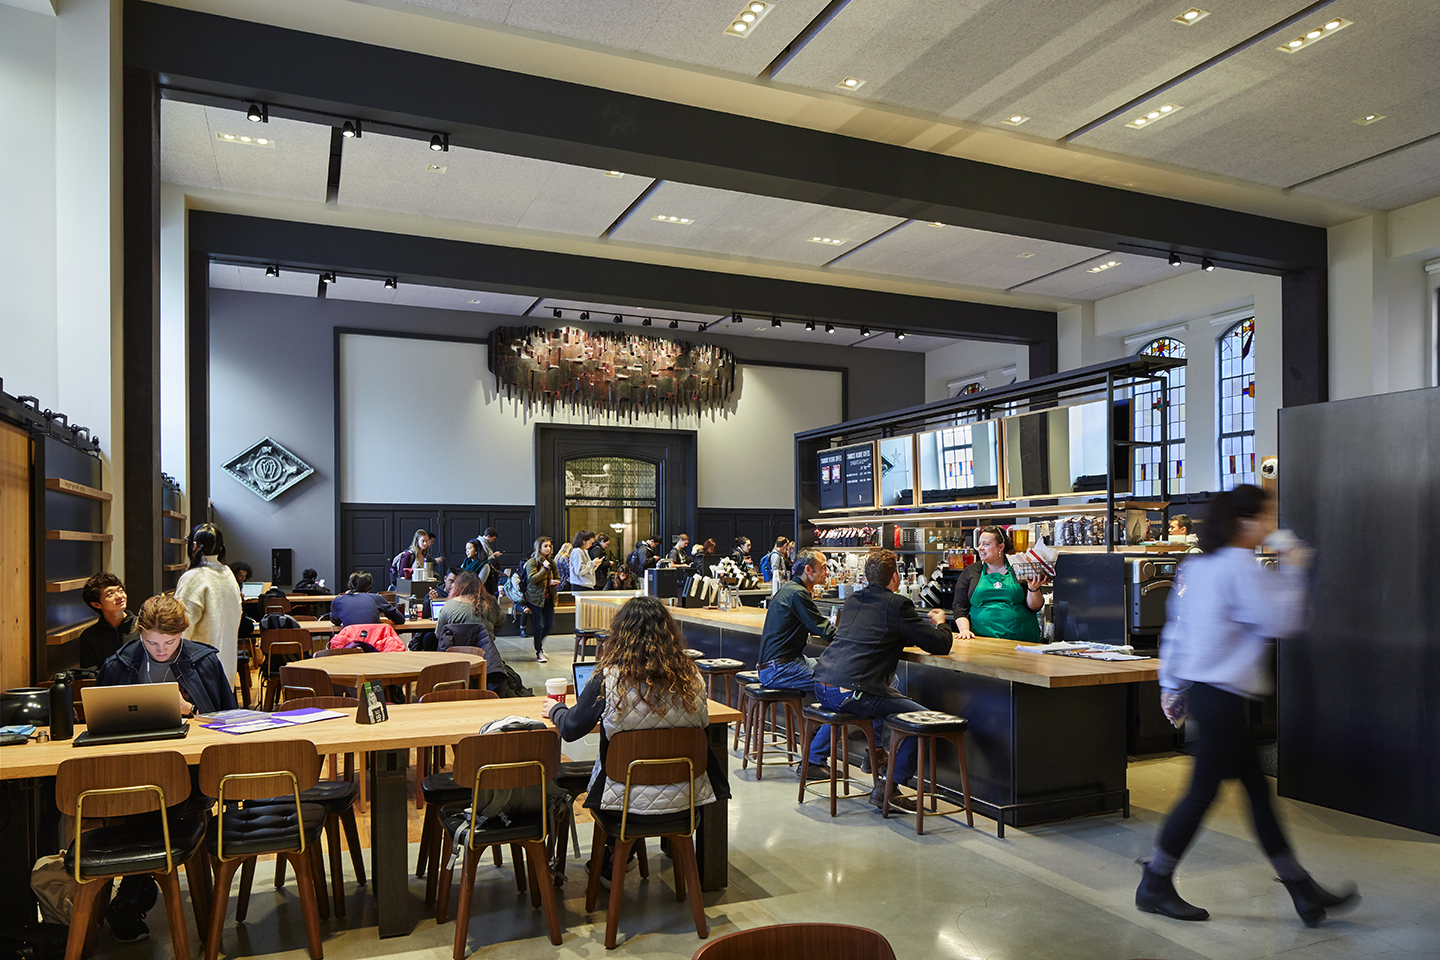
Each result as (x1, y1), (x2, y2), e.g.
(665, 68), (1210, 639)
(1282, 266), (1328, 407)
(187, 250), (210, 526)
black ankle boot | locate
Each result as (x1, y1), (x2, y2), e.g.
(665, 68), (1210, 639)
(1136, 865), (1209, 921)
(1280, 876), (1360, 927)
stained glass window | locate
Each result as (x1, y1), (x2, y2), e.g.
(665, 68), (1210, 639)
(959, 381), (983, 397)
(1132, 338), (1186, 498)
(936, 425), (978, 490)
(1218, 318), (1256, 489)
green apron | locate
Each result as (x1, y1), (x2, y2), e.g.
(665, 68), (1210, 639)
(968, 565), (1042, 643)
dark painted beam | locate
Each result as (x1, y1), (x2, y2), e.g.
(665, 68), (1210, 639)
(187, 249), (210, 525)
(126, 1), (1327, 275)
(122, 66), (162, 599)
(189, 212), (1057, 345)
(1281, 267), (1328, 407)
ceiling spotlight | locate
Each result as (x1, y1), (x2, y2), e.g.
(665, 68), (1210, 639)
(384, 277), (397, 289)
(579, 311), (590, 321)
(1172, 8), (1209, 25)
(805, 320), (816, 331)
(731, 312), (743, 323)
(642, 317), (653, 326)
(246, 102), (266, 123)
(552, 308), (562, 318)
(770, 317), (782, 328)
(1001, 115), (1030, 126)
(321, 272), (337, 284)
(895, 330), (906, 340)
(429, 134), (449, 152)
(669, 320), (679, 329)
(603, 170), (624, 178)
(651, 215), (694, 224)
(725, 1), (770, 37)
(1354, 113), (1386, 125)
(1278, 17), (1352, 53)
(860, 326), (871, 337)
(265, 264), (279, 278)
(1126, 104), (1182, 129)
(613, 315), (623, 324)
(825, 323), (835, 334)
(838, 76), (867, 91)
(1087, 260), (1121, 274)
(1168, 252), (1182, 267)
(1201, 258), (1216, 272)
(341, 121), (361, 139)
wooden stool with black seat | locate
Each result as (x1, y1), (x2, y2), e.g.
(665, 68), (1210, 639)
(741, 685), (809, 779)
(694, 659), (744, 708)
(586, 727), (710, 950)
(681, 648), (705, 660)
(880, 711), (975, 835)
(56, 751), (211, 960)
(730, 671), (759, 752)
(796, 703), (882, 817)
(435, 729), (564, 955)
(200, 741), (328, 960)
(573, 629), (606, 663)
(691, 922), (896, 960)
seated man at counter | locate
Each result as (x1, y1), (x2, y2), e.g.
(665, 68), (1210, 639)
(952, 526), (1046, 643)
(757, 547), (834, 690)
(76, 572), (138, 669)
(809, 549), (954, 812)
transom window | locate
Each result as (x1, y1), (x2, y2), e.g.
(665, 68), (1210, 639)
(1133, 337), (1186, 498)
(1218, 318), (1256, 489)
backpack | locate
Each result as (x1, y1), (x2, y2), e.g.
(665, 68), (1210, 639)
(517, 557), (531, 596)
(626, 546), (645, 574)
(758, 552), (773, 582)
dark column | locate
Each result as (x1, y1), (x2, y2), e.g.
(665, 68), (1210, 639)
(1028, 337), (1058, 380)
(187, 249), (210, 526)
(1281, 267), (1328, 407)
(122, 66), (161, 600)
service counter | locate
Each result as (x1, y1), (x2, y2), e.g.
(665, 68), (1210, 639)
(575, 593), (1157, 836)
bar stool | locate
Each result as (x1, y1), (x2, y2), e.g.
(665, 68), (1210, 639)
(731, 671), (760, 752)
(880, 711), (974, 835)
(742, 685), (808, 779)
(573, 629), (606, 663)
(796, 703), (881, 817)
(695, 658), (744, 706)
(682, 648), (705, 660)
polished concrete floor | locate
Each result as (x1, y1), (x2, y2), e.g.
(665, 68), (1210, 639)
(103, 630), (1438, 960)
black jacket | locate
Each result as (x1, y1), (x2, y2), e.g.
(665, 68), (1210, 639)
(98, 638), (239, 715)
(758, 581), (834, 666)
(812, 584), (953, 697)
(77, 612), (139, 670)
(330, 592), (406, 627)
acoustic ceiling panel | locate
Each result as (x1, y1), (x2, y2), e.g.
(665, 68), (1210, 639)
(1073, 0), (1440, 194)
(833, 220), (1107, 290)
(772, 0), (1313, 139)
(209, 263), (319, 297)
(161, 101), (331, 202)
(398, 0), (833, 77)
(612, 181), (905, 265)
(339, 133), (653, 235)
(1294, 135), (1440, 212)
(1012, 252), (1201, 301)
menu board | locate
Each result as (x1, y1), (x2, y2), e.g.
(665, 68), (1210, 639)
(818, 448), (847, 511)
(844, 443), (875, 508)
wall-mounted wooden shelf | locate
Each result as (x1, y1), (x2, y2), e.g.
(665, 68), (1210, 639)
(46, 577), (90, 593)
(163, 562), (187, 572)
(44, 477), (112, 502)
(46, 618), (97, 645)
(163, 509), (186, 520)
(46, 529), (113, 542)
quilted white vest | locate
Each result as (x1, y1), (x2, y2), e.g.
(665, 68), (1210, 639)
(588, 668), (717, 815)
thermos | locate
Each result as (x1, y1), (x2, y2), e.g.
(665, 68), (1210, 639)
(49, 673), (74, 741)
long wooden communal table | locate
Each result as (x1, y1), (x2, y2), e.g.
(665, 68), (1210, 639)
(576, 594), (1157, 836)
(1, 696), (741, 937)
(296, 618), (436, 637)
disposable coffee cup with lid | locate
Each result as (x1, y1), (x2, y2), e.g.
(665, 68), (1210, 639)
(545, 677), (569, 704)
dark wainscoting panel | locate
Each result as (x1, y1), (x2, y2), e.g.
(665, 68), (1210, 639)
(696, 509), (795, 561)
(340, 504), (535, 588)
(1277, 387), (1439, 836)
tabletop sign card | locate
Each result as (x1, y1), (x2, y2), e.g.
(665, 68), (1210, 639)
(818, 448), (847, 511)
(357, 680), (389, 725)
(844, 443), (876, 508)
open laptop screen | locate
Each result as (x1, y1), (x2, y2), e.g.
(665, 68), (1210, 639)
(240, 581), (265, 598)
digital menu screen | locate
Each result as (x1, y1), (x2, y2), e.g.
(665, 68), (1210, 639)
(844, 443), (875, 508)
(818, 448), (846, 511)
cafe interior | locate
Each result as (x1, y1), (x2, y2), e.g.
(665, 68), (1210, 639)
(2, 1), (1439, 958)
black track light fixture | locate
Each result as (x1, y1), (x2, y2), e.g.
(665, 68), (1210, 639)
(321, 272), (337, 284)
(429, 134), (449, 153)
(669, 320), (679, 329)
(552, 308), (562, 319)
(384, 278), (397, 290)
(805, 320), (816, 332)
(895, 330), (906, 340)
(246, 103), (267, 123)
(642, 317), (653, 327)
(860, 326), (871, 337)
(825, 323), (835, 334)
(579, 311), (590, 321)
(1168, 251), (1183, 267)
(264, 264), (279, 278)
(770, 317), (782, 329)
(341, 120), (361, 139)
(731, 311), (743, 323)
(1201, 257), (1216, 272)
(612, 314), (623, 324)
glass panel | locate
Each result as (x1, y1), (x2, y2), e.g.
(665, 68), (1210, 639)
(563, 457), (659, 558)
(1217, 319), (1256, 490)
(1133, 339), (1186, 498)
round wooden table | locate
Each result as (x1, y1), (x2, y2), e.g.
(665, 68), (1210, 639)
(307, 651), (486, 690)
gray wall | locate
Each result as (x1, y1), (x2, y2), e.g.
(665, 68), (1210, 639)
(209, 289), (925, 585)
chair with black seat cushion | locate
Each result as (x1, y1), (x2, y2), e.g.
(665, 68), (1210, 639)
(797, 703), (882, 817)
(690, 922), (896, 960)
(741, 686), (809, 780)
(199, 741), (327, 960)
(585, 727), (709, 950)
(413, 660), (479, 808)
(435, 729), (564, 955)
(880, 711), (974, 835)
(56, 751), (210, 960)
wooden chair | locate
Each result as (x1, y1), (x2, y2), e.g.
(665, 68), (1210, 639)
(279, 663), (336, 703)
(259, 629), (309, 710)
(262, 596), (293, 615)
(311, 646), (361, 657)
(435, 730), (564, 955)
(586, 727), (709, 949)
(412, 659), (479, 807)
(690, 923), (897, 960)
(441, 645), (488, 688)
(199, 741), (326, 960)
(56, 751), (211, 960)
(413, 688), (501, 901)
(292, 613), (319, 622)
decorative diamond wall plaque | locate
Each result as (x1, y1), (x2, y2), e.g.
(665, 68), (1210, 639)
(222, 437), (314, 501)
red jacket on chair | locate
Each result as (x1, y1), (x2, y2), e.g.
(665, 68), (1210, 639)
(331, 623), (405, 653)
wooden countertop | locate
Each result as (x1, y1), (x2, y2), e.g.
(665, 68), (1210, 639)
(578, 596), (1157, 688)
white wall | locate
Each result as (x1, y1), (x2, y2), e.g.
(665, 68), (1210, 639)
(923, 339), (1028, 402)
(339, 334), (842, 510)
(160, 184), (187, 488)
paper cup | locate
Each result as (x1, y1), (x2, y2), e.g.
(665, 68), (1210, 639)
(545, 677), (569, 704)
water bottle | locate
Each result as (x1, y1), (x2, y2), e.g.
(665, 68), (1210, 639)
(49, 673), (74, 741)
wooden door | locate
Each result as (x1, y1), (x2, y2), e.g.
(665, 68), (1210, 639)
(0, 422), (32, 690)
(343, 509), (393, 589)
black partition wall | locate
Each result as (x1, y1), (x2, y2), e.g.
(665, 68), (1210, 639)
(1277, 387), (1439, 836)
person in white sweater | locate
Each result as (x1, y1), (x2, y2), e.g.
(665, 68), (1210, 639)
(173, 522), (244, 685)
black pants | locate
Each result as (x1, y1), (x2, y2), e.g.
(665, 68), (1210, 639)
(1157, 683), (1292, 862)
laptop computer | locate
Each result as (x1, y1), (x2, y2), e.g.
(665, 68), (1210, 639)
(572, 661), (598, 696)
(430, 600), (446, 622)
(240, 581), (265, 599)
(74, 682), (189, 747)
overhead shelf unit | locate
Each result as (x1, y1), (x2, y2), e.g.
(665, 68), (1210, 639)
(794, 355), (1184, 560)
(161, 475), (187, 591)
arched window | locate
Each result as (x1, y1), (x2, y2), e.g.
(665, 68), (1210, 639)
(1218, 318), (1256, 489)
(959, 381), (983, 397)
(1133, 337), (1186, 498)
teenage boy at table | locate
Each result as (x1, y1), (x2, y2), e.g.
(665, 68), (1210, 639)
(96, 595), (238, 942)
(76, 572), (139, 669)
(808, 549), (954, 812)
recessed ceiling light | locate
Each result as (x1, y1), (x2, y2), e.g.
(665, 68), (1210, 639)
(724, 1), (771, 37)
(1087, 260), (1121, 274)
(467, 298), (484, 304)
(239, 135), (252, 142)
(1001, 115), (1030, 126)
(604, 170), (624, 178)
(838, 77), (866, 91)
(1354, 113), (1386, 125)
(426, 164), (447, 174)
(255, 138), (268, 145)
(928, 222), (944, 228)
(1126, 104), (1182, 129)
(217, 132), (275, 148)
(1277, 17), (1352, 53)
(652, 215), (694, 224)
(1016, 252), (1035, 258)
(1172, 8), (1209, 25)
(808, 236), (846, 245)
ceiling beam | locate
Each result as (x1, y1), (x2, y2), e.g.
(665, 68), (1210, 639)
(127, 1), (1327, 276)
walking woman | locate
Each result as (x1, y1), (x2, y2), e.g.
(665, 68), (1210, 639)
(1139, 484), (1358, 927)
(524, 536), (557, 663)
(173, 522), (244, 686)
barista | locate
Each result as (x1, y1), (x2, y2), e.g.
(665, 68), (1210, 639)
(952, 526), (1047, 643)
